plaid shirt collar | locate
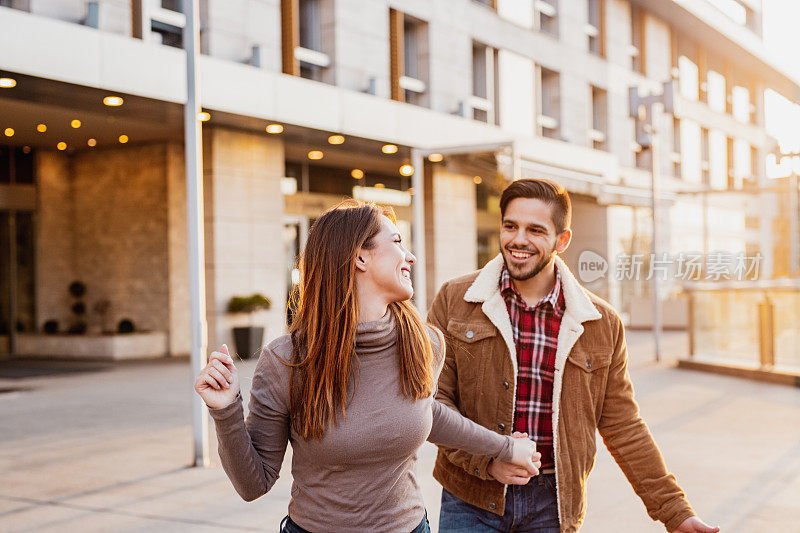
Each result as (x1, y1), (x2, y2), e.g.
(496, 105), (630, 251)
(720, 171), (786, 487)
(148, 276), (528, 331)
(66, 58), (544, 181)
(499, 263), (565, 317)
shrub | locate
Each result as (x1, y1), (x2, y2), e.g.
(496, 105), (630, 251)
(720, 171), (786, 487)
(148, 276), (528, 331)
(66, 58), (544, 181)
(117, 319), (135, 334)
(227, 293), (272, 314)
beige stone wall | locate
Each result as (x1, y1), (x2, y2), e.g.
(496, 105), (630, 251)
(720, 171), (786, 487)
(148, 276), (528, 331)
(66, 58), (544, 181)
(167, 144), (190, 356)
(425, 166), (477, 309)
(70, 144), (171, 335)
(203, 127), (286, 355)
(36, 152), (74, 329)
(36, 145), (174, 341)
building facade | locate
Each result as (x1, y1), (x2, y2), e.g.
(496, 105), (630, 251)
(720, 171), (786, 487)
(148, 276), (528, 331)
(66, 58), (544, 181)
(0, 0), (797, 357)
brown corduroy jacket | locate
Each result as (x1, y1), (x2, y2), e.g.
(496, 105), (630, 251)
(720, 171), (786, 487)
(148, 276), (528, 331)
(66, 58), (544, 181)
(428, 254), (696, 532)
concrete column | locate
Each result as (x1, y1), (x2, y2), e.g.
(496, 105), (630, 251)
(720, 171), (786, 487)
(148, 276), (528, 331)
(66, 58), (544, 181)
(202, 127), (286, 355)
(35, 151), (74, 330)
(562, 196), (610, 301)
(425, 166), (477, 307)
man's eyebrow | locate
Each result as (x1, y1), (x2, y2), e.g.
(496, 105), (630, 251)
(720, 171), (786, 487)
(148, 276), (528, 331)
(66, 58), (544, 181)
(503, 219), (548, 231)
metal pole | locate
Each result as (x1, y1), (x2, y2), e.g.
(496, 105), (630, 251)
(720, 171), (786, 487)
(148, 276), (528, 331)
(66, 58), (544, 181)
(791, 171), (799, 275)
(650, 125), (663, 363)
(183, 0), (210, 467)
(8, 213), (17, 356)
(410, 148), (427, 315)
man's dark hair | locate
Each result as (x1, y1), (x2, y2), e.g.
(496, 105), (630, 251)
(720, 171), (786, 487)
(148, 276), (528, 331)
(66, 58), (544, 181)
(499, 178), (571, 234)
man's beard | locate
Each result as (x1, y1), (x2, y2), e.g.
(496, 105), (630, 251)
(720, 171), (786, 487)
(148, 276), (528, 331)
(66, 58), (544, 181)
(501, 243), (558, 281)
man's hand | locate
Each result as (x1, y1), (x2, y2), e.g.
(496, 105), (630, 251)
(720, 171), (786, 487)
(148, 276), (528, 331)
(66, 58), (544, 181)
(672, 517), (720, 533)
(487, 458), (539, 485)
(489, 431), (541, 485)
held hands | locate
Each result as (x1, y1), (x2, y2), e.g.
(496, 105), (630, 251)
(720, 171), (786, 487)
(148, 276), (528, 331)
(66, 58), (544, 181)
(498, 431), (542, 485)
(194, 344), (240, 409)
(672, 517), (720, 533)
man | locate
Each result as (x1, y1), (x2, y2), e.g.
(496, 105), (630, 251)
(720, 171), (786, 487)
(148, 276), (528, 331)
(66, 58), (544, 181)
(428, 178), (719, 533)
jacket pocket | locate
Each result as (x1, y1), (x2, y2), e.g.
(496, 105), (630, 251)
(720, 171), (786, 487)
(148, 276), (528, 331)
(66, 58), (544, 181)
(566, 349), (611, 374)
(445, 319), (497, 415)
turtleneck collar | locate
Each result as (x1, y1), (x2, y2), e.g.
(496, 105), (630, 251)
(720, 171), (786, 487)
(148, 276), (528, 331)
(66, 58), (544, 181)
(355, 308), (396, 354)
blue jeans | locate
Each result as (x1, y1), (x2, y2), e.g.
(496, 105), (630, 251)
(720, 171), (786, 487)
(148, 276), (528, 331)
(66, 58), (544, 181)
(439, 474), (559, 532)
(280, 512), (430, 532)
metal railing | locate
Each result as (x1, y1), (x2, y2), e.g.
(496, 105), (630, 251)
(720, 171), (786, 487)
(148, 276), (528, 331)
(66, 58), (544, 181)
(685, 280), (800, 372)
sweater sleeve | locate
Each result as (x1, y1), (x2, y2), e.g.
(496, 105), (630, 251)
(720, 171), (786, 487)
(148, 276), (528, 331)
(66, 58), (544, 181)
(424, 325), (514, 462)
(209, 346), (291, 502)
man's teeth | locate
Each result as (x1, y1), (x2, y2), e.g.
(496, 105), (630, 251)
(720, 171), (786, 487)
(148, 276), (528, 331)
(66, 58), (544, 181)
(511, 251), (533, 259)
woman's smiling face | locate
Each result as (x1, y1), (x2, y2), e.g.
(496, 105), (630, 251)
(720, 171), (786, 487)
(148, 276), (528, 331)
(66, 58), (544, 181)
(359, 216), (416, 303)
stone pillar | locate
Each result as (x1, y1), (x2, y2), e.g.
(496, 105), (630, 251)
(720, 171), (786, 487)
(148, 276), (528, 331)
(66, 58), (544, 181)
(35, 151), (74, 330)
(202, 127), (286, 355)
(425, 166), (477, 308)
(562, 196), (610, 301)
(166, 144), (191, 357)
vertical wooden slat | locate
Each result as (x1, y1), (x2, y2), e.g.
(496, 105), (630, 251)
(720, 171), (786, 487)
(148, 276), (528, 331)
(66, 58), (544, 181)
(281, 0), (300, 76)
(389, 8), (405, 102)
(697, 46), (707, 103)
(637, 7), (646, 76)
(598, 0), (606, 58)
(132, 0), (143, 39)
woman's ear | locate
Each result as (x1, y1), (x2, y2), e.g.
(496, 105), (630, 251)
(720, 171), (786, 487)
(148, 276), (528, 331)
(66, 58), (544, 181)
(355, 251), (369, 273)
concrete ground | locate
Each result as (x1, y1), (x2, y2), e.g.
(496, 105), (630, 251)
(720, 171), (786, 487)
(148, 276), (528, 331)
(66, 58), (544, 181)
(1, 330), (798, 532)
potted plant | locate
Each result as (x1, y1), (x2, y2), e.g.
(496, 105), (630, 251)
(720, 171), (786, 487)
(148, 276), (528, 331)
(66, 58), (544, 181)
(227, 293), (271, 359)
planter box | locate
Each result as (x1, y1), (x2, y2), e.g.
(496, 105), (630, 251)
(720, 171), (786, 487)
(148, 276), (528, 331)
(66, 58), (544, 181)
(16, 332), (169, 360)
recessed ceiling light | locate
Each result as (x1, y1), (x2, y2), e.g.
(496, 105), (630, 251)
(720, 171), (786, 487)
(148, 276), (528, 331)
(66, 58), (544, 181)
(87, 138), (97, 147)
(308, 150), (323, 160)
(198, 111), (211, 122)
(382, 144), (398, 154)
(351, 169), (364, 179)
(4, 128), (14, 137)
(118, 134), (129, 144)
(71, 119), (81, 128)
(0, 78), (16, 88)
(399, 164), (414, 176)
(266, 124), (283, 134)
(103, 95), (124, 106)
(428, 153), (443, 162)
(36, 123), (47, 133)
(57, 142), (67, 151)
(473, 176), (483, 184)
(328, 135), (345, 145)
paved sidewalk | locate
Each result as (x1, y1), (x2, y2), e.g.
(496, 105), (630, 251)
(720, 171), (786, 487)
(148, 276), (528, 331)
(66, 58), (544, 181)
(1, 330), (798, 532)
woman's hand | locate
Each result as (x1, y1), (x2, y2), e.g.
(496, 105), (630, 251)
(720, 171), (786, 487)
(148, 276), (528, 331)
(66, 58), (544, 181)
(194, 344), (240, 409)
(508, 431), (542, 474)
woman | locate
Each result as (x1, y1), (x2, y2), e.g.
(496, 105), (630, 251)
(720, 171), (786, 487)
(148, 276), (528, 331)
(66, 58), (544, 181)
(195, 200), (541, 533)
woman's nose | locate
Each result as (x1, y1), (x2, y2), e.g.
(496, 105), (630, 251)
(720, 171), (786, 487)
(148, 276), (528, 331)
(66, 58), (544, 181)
(407, 251), (417, 265)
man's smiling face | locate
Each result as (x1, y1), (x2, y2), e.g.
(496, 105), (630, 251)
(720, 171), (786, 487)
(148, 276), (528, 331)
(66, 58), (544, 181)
(499, 197), (569, 280)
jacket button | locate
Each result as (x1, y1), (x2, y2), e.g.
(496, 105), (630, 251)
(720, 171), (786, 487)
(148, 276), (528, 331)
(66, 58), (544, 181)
(473, 468), (480, 476)
(466, 330), (474, 339)
(488, 502), (497, 510)
(503, 381), (509, 389)
(586, 361), (592, 369)
(498, 423), (505, 431)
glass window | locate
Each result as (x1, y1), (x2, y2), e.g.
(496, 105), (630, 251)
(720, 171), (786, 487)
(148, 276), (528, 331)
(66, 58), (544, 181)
(14, 147), (35, 184)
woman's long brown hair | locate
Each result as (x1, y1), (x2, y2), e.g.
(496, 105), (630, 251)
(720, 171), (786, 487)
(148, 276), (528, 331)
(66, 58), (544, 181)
(287, 200), (435, 440)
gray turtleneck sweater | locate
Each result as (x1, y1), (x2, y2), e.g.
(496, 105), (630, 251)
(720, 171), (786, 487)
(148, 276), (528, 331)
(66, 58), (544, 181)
(209, 310), (514, 532)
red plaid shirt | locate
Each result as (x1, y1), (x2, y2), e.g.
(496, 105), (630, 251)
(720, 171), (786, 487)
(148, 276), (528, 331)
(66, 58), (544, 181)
(499, 265), (565, 470)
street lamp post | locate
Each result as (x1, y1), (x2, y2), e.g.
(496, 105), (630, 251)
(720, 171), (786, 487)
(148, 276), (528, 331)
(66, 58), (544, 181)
(183, 0), (211, 467)
(629, 80), (675, 363)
